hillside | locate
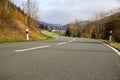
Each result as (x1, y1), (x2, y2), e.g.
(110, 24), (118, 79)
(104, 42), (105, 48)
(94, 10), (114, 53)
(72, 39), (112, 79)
(86, 12), (120, 42)
(0, 0), (50, 42)
(66, 11), (120, 42)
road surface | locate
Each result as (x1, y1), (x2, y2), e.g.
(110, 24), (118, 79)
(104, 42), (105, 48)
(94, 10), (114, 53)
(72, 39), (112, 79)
(0, 37), (120, 80)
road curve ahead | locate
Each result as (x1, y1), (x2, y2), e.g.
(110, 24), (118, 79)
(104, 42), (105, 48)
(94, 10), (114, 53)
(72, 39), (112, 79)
(0, 37), (120, 80)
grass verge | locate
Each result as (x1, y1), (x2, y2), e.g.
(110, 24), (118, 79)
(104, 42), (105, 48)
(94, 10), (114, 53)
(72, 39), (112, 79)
(0, 36), (54, 44)
(51, 32), (65, 36)
(102, 40), (120, 51)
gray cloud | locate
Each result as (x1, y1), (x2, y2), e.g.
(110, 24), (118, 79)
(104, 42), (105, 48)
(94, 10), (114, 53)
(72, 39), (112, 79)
(12, 0), (120, 24)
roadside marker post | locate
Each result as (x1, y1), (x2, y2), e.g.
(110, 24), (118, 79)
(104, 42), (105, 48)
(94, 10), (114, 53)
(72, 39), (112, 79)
(109, 30), (112, 42)
(26, 29), (29, 40)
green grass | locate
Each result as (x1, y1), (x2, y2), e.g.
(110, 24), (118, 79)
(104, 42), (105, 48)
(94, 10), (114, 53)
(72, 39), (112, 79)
(102, 40), (120, 51)
(51, 32), (65, 36)
(110, 42), (120, 51)
(0, 40), (28, 43)
(0, 36), (54, 44)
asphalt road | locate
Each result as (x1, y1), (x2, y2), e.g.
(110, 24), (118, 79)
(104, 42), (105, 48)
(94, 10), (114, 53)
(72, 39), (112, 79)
(0, 37), (120, 80)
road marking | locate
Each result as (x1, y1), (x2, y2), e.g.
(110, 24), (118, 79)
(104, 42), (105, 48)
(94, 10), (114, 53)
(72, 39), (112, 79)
(116, 64), (120, 68)
(57, 42), (67, 45)
(68, 40), (73, 43)
(14, 45), (50, 52)
(68, 38), (75, 43)
(104, 43), (120, 56)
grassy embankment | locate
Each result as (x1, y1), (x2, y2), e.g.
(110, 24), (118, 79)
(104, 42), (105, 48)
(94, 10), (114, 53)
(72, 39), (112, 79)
(0, 1), (53, 43)
(102, 40), (120, 51)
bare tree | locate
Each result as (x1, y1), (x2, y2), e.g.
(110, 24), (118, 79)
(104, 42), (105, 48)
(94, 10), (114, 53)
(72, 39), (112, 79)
(22, 0), (39, 26)
(0, 0), (10, 11)
(26, 0), (31, 26)
(109, 7), (120, 15)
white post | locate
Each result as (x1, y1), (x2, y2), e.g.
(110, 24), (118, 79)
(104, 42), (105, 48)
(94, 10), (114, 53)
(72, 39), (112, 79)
(109, 35), (112, 42)
(26, 29), (29, 40)
(109, 31), (112, 42)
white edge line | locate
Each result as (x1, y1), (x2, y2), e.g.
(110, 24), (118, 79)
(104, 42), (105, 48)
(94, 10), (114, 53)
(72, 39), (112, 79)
(103, 43), (120, 56)
(57, 42), (67, 45)
(14, 45), (50, 52)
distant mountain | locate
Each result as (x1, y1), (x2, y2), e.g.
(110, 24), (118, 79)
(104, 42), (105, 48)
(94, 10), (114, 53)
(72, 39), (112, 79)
(38, 21), (62, 27)
(38, 21), (67, 31)
(38, 20), (90, 31)
(61, 21), (90, 29)
(61, 24), (69, 30)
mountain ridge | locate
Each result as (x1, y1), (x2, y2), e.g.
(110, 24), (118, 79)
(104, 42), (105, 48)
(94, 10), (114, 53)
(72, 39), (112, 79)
(38, 20), (90, 31)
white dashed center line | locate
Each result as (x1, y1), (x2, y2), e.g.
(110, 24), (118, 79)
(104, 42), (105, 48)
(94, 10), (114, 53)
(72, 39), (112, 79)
(57, 42), (67, 45)
(15, 45), (50, 52)
(14, 38), (76, 52)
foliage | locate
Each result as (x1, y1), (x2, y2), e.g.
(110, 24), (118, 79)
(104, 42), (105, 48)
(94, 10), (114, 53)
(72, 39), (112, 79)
(66, 8), (120, 42)
(66, 21), (85, 37)
(105, 18), (120, 42)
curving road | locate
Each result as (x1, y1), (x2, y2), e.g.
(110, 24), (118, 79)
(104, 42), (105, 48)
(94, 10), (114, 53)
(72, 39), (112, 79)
(0, 37), (120, 80)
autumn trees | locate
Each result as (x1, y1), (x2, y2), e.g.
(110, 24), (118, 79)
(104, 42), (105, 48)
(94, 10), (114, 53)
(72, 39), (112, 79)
(22, 0), (39, 27)
(0, 0), (13, 24)
(66, 7), (120, 42)
(66, 20), (85, 37)
(105, 18), (120, 42)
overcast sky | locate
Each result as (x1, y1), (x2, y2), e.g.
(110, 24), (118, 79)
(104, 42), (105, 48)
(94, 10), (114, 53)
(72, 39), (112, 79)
(11, 0), (120, 24)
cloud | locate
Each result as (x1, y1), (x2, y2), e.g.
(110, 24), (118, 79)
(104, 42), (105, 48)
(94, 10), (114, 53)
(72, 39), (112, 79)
(12, 0), (120, 24)
(21, 0), (27, 2)
(84, 0), (120, 10)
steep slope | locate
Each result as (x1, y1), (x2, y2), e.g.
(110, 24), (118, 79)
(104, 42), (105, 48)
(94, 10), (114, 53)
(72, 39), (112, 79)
(65, 12), (120, 42)
(0, 0), (50, 42)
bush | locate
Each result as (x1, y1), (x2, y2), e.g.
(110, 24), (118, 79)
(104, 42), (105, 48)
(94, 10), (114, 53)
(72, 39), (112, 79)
(105, 18), (120, 42)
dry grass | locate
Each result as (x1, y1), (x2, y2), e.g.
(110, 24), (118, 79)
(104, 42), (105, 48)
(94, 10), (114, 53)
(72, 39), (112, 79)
(0, 19), (53, 43)
(0, 3), (53, 43)
(102, 40), (120, 51)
